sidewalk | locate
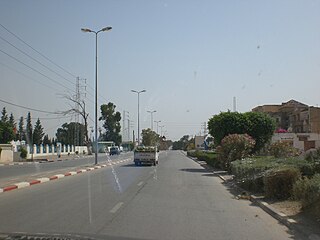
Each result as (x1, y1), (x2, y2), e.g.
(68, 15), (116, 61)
(183, 151), (320, 240)
(0, 154), (94, 166)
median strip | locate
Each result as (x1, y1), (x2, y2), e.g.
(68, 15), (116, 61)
(0, 158), (132, 195)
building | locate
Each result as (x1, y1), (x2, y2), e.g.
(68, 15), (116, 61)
(252, 100), (320, 133)
(194, 135), (205, 150)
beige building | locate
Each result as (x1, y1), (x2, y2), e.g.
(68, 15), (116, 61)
(253, 100), (320, 134)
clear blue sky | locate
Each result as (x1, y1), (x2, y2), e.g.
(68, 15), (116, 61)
(0, 0), (319, 141)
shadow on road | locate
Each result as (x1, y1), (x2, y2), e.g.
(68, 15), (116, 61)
(180, 168), (208, 173)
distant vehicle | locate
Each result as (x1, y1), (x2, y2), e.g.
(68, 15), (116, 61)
(109, 146), (120, 155)
(134, 146), (158, 166)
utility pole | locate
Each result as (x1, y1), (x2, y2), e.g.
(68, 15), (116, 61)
(75, 77), (87, 146)
(233, 96), (237, 112)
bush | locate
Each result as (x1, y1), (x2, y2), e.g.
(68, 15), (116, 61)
(264, 167), (301, 199)
(305, 148), (320, 161)
(269, 141), (300, 158)
(216, 134), (255, 170)
(20, 147), (27, 159)
(187, 150), (220, 168)
(293, 174), (320, 208)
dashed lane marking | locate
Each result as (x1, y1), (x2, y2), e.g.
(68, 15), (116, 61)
(110, 202), (124, 213)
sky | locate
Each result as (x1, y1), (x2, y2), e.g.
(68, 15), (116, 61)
(0, 0), (319, 141)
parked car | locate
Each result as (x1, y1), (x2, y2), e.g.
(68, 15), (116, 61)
(109, 146), (120, 155)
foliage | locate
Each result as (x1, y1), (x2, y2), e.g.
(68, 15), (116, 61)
(33, 118), (44, 145)
(0, 108), (15, 144)
(207, 111), (275, 152)
(20, 147), (27, 159)
(99, 102), (122, 146)
(26, 112), (33, 145)
(231, 156), (318, 192)
(216, 134), (255, 170)
(269, 141), (300, 158)
(172, 135), (192, 150)
(243, 112), (276, 152)
(208, 111), (246, 146)
(187, 150), (220, 168)
(56, 122), (86, 146)
(43, 134), (52, 145)
(141, 128), (160, 146)
(305, 148), (320, 162)
(1, 107), (8, 123)
(293, 174), (320, 209)
(17, 117), (25, 141)
(264, 167), (301, 199)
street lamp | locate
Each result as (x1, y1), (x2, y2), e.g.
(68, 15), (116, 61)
(154, 120), (161, 134)
(81, 26), (112, 165)
(147, 110), (156, 131)
(159, 125), (165, 136)
(131, 89), (146, 145)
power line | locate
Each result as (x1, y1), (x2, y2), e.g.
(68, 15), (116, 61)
(0, 23), (77, 79)
(0, 48), (75, 93)
(0, 98), (59, 114)
(0, 34), (75, 88)
(0, 61), (61, 92)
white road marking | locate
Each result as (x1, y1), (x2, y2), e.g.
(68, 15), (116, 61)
(37, 177), (50, 183)
(137, 181), (144, 186)
(55, 174), (65, 179)
(110, 202), (124, 213)
(16, 182), (30, 189)
(288, 218), (297, 223)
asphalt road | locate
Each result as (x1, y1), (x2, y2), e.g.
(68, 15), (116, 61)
(0, 151), (303, 240)
(0, 152), (132, 187)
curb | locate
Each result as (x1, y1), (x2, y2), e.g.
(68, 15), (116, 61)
(0, 158), (131, 195)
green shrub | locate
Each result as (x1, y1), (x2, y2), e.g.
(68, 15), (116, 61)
(216, 134), (255, 170)
(264, 167), (301, 199)
(187, 150), (220, 168)
(269, 141), (300, 158)
(305, 148), (320, 161)
(20, 147), (27, 159)
(293, 174), (320, 208)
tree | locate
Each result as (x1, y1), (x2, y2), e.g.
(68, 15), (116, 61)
(0, 107), (15, 144)
(43, 134), (52, 145)
(17, 117), (26, 141)
(172, 135), (190, 150)
(1, 107), (8, 123)
(56, 122), (86, 146)
(141, 128), (160, 146)
(59, 94), (91, 153)
(208, 111), (275, 152)
(33, 118), (44, 145)
(26, 112), (33, 145)
(207, 111), (246, 146)
(99, 102), (122, 146)
(243, 112), (276, 151)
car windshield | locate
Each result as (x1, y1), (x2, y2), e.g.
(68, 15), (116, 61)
(0, 1), (319, 240)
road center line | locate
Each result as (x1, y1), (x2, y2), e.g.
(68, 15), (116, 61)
(137, 181), (144, 186)
(110, 202), (124, 213)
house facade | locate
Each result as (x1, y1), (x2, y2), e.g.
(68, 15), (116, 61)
(252, 100), (320, 134)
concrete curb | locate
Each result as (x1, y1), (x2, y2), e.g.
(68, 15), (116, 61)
(0, 158), (132, 195)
